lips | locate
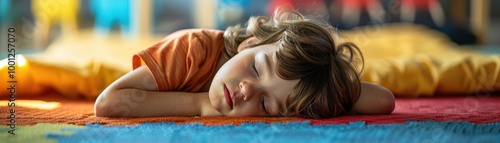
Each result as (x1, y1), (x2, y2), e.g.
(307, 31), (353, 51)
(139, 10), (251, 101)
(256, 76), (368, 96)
(223, 85), (233, 109)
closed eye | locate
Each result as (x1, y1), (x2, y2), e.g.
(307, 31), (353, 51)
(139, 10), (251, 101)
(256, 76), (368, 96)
(252, 62), (259, 77)
(260, 96), (268, 114)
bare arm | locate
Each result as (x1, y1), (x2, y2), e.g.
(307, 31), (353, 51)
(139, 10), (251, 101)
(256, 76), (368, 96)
(94, 66), (221, 117)
(350, 82), (395, 115)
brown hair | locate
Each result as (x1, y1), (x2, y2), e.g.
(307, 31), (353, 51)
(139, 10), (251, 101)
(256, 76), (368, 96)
(223, 8), (364, 118)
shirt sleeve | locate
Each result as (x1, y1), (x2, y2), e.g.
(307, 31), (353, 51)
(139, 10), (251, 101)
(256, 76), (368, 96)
(132, 29), (225, 92)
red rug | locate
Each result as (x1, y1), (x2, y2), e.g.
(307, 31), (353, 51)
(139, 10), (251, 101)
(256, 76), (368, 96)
(305, 95), (500, 125)
(1, 93), (499, 126)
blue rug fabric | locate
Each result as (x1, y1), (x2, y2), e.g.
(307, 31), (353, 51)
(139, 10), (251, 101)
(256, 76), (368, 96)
(47, 121), (500, 143)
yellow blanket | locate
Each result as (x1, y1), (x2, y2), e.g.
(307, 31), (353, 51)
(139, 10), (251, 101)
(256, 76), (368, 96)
(344, 24), (499, 97)
(1, 24), (498, 99)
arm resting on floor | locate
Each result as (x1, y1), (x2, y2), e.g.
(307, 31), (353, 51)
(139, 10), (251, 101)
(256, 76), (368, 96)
(350, 82), (395, 115)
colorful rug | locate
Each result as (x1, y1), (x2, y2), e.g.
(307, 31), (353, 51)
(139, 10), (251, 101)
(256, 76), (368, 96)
(46, 121), (500, 143)
(1, 94), (500, 142)
(2, 94), (499, 126)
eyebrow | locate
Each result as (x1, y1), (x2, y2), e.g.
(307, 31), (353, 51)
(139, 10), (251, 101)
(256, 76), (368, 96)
(264, 53), (283, 116)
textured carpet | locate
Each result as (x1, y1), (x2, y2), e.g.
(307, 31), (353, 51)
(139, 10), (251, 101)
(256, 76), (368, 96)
(0, 123), (84, 143)
(1, 94), (499, 126)
(45, 121), (500, 143)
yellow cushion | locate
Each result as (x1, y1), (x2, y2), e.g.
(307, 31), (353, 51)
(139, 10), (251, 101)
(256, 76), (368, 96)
(0, 31), (161, 100)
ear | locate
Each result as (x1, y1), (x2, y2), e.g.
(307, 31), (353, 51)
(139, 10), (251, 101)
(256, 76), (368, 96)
(237, 37), (259, 52)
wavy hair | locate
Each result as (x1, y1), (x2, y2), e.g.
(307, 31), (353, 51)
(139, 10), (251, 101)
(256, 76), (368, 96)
(223, 8), (364, 118)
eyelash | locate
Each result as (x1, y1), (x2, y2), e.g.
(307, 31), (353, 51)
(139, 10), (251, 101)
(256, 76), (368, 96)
(260, 96), (268, 113)
(252, 62), (260, 77)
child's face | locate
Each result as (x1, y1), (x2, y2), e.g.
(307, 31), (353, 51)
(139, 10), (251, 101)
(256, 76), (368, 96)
(209, 41), (299, 117)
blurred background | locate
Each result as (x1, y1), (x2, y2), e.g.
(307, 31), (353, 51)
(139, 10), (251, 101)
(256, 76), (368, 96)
(0, 0), (498, 59)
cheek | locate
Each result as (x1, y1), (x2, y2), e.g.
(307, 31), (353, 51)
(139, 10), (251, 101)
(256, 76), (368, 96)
(217, 59), (250, 81)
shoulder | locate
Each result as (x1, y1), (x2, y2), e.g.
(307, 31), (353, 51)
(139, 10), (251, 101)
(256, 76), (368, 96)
(144, 29), (224, 54)
(154, 29), (224, 50)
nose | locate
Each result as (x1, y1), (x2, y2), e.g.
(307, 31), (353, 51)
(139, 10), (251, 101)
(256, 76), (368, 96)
(239, 80), (263, 100)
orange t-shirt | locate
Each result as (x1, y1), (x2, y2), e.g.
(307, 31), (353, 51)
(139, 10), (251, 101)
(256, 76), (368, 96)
(132, 29), (225, 92)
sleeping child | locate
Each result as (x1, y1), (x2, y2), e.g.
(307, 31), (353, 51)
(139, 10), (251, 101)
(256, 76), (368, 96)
(94, 8), (395, 118)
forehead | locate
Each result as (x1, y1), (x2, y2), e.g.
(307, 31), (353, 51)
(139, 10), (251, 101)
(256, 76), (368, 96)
(250, 43), (279, 53)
